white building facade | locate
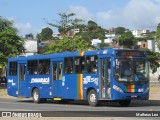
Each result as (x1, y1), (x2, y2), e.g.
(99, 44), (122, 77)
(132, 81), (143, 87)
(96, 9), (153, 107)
(131, 29), (150, 38)
(22, 39), (37, 56)
(91, 39), (102, 46)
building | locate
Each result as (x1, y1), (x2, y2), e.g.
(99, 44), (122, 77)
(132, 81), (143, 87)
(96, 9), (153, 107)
(131, 29), (150, 38)
(137, 40), (160, 80)
(132, 30), (143, 38)
(91, 39), (101, 46)
(137, 41), (148, 49)
(21, 39), (38, 56)
(38, 40), (56, 53)
(105, 33), (116, 38)
(52, 33), (63, 40)
(66, 29), (80, 38)
(147, 40), (156, 51)
(138, 40), (160, 52)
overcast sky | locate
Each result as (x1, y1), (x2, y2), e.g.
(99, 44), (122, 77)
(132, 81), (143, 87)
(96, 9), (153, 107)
(1, 0), (160, 37)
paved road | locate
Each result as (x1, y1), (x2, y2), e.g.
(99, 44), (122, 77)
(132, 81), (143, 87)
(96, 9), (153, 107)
(0, 98), (160, 114)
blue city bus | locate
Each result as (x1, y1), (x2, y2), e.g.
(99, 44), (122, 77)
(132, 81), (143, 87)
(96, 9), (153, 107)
(7, 48), (149, 106)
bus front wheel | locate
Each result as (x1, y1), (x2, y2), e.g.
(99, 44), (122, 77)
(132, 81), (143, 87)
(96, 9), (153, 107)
(87, 89), (99, 107)
(32, 88), (41, 103)
(118, 100), (131, 107)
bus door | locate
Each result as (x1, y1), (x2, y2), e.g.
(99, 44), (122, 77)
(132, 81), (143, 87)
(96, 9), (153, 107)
(100, 58), (111, 99)
(18, 63), (26, 97)
(52, 61), (63, 97)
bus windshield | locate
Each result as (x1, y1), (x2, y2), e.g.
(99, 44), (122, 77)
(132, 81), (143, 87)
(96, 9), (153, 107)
(114, 58), (149, 84)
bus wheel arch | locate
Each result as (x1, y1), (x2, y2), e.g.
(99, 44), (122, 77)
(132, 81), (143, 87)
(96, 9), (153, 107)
(87, 88), (99, 107)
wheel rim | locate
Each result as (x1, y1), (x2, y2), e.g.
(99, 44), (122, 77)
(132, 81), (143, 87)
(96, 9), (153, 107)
(90, 93), (96, 103)
(34, 91), (39, 101)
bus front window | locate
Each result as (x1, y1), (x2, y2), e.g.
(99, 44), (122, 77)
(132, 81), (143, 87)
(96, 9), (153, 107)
(114, 58), (149, 83)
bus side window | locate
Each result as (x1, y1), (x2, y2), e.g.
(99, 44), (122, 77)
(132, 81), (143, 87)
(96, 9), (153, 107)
(53, 63), (57, 80)
(86, 56), (98, 73)
(53, 62), (62, 80)
(9, 62), (17, 76)
(64, 57), (73, 74)
(74, 57), (85, 73)
(27, 60), (38, 75)
(58, 63), (62, 80)
(38, 59), (50, 74)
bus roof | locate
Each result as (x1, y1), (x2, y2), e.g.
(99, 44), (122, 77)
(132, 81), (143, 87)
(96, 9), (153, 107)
(8, 48), (146, 61)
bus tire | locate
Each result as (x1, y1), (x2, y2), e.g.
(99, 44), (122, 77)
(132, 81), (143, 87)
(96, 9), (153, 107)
(87, 89), (99, 107)
(32, 88), (41, 103)
(119, 100), (131, 107)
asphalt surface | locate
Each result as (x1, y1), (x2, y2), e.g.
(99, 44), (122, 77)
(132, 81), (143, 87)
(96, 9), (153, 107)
(0, 81), (160, 119)
(0, 98), (160, 114)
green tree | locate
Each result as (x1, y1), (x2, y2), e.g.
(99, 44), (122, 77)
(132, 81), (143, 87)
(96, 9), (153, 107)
(143, 49), (160, 73)
(155, 23), (160, 49)
(44, 36), (92, 54)
(36, 33), (42, 42)
(48, 13), (83, 35)
(99, 42), (110, 49)
(29, 33), (34, 39)
(40, 27), (53, 40)
(146, 31), (155, 40)
(0, 16), (25, 65)
(115, 27), (126, 35)
(119, 31), (134, 48)
(75, 20), (106, 44)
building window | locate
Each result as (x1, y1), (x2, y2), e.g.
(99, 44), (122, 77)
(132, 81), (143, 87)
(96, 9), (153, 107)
(143, 44), (145, 48)
(9, 62), (17, 76)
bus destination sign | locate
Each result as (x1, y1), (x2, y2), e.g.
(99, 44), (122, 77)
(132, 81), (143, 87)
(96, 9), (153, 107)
(116, 50), (144, 57)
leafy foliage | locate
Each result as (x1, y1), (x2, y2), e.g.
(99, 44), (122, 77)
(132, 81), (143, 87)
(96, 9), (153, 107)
(146, 31), (155, 40)
(36, 27), (53, 41)
(99, 42), (110, 48)
(115, 27), (126, 35)
(48, 13), (83, 35)
(0, 17), (25, 65)
(119, 31), (135, 48)
(144, 49), (160, 73)
(75, 20), (106, 43)
(44, 36), (92, 54)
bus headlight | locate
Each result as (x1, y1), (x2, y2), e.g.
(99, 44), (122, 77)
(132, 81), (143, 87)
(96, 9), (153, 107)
(138, 88), (144, 92)
(113, 85), (124, 93)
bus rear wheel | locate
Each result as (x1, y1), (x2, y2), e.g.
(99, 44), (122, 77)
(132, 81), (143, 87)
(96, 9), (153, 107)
(119, 100), (131, 107)
(87, 89), (99, 107)
(32, 88), (41, 103)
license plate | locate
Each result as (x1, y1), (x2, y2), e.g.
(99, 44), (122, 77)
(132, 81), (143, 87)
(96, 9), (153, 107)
(131, 95), (137, 98)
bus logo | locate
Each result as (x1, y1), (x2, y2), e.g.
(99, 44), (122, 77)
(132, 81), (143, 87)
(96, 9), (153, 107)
(83, 76), (98, 86)
(31, 77), (50, 84)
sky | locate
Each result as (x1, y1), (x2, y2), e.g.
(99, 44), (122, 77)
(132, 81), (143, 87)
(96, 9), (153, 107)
(1, 0), (160, 37)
